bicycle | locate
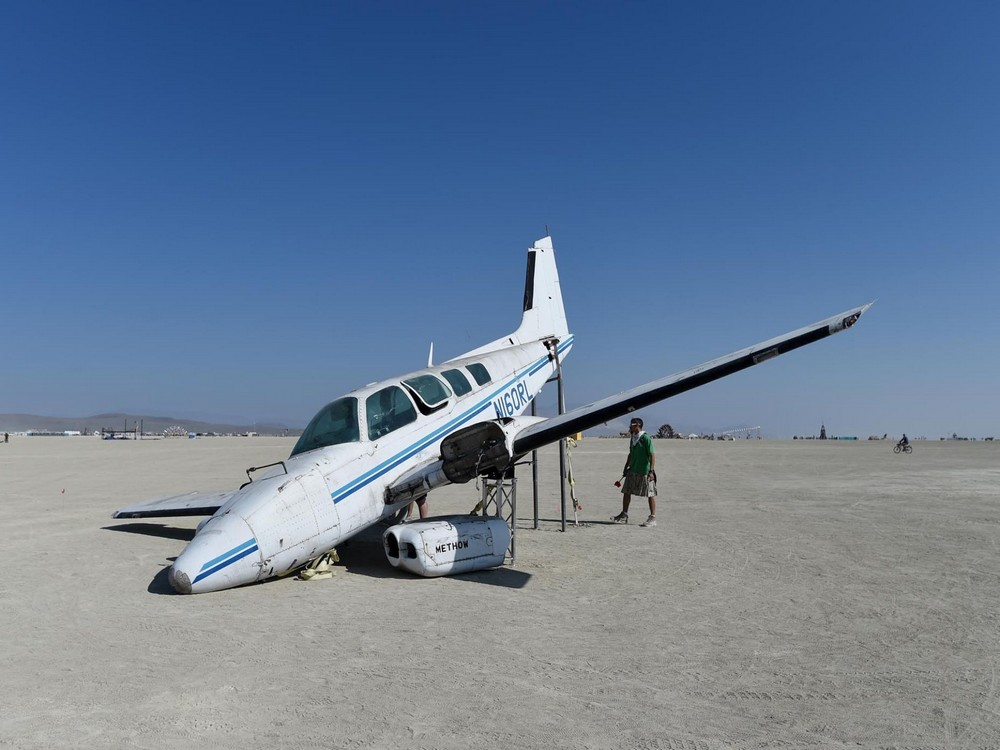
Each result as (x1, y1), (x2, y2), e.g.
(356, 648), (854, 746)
(893, 443), (912, 454)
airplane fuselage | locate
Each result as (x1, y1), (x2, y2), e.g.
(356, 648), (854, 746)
(168, 336), (574, 593)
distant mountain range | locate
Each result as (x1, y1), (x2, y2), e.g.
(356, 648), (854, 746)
(0, 412), (301, 436)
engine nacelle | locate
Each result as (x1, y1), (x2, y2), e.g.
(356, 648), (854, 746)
(383, 515), (511, 577)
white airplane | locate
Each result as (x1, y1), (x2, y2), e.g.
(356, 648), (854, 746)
(113, 236), (871, 593)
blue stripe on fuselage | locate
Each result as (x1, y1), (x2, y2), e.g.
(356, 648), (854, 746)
(194, 537), (259, 584)
(330, 336), (573, 505)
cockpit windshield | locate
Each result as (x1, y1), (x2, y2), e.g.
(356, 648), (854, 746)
(290, 397), (360, 457)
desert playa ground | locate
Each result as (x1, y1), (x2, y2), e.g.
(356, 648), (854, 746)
(2, 436), (999, 749)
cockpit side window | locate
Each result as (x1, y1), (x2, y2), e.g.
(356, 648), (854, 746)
(441, 368), (472, 397)
(366, 385), (417, 440)
(402, 374), (451, 413)
(466, 362), (492, 386)
(290, 397), (360, 456)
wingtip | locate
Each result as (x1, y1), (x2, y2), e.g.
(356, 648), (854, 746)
(851, 301), (873, 320)
(856, 300), (875, 320)
(834, 303), (872, 333)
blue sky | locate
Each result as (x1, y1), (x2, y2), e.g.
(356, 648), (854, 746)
(2, 2), (998, 438)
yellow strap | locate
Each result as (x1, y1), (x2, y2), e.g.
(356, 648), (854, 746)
(297, 550), (338, 581)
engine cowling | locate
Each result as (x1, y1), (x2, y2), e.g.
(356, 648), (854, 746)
(383, 416), (546, 506)
(440, 416), (545, 483)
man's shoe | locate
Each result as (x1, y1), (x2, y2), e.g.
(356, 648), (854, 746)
(640, 515), (657, 527)
(611, 512), (629, 524)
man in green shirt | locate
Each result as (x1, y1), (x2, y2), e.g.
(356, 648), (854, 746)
(611, 417), (657, 527)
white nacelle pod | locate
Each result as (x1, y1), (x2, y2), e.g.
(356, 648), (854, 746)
(383, 515), (511, 577)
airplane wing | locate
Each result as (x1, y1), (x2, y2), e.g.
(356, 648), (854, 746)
(511, 303), (872, 456)
(111, 490), (236, 519)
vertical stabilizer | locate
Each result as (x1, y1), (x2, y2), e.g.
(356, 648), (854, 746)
(515, 236), (569, 343)
(450, 236), (570, 360)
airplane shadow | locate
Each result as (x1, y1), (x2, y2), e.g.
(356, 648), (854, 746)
(336, 525), (418, 580)
(448, 566), (533, 589)
(145, 561), (300, 596)
(103, 523), (196, 542)
(148, 566), (175, 595)
(123, 522), (534, 594)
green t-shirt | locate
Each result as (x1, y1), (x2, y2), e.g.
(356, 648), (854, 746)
(626, 433), (654, 475)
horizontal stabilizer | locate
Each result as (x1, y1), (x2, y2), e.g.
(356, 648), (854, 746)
(512, 302), (872, 455)
(112, 490), (235, 519)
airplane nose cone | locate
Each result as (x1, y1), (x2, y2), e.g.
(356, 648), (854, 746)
(169, 516), (261, 594)
(168, 565), (192, 594)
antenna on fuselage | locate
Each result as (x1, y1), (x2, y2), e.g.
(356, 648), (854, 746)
(427, 342), (434, 368)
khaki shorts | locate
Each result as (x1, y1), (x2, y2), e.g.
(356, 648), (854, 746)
(621, 472), (656, 497)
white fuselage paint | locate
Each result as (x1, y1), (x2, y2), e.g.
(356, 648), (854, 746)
(169, 337), (573, 593)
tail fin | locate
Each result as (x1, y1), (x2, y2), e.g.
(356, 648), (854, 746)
(452, 236), (570, 359)
(515, 236), (569, 343)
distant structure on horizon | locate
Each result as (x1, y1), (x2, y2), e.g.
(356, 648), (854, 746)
(819, 424), (827, 440)
(721, 426), (762, 440)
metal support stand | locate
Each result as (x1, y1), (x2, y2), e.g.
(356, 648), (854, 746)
(531, 337), (570, 532)
(481, 469), (517, 564)
(531, 399), (539, 530)
(553, 342), (568, 533)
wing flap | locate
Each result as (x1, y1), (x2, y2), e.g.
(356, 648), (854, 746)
(512, 303), (872, 455)
(111, 490), (236, 519)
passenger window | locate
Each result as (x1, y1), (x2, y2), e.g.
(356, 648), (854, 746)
(466, 362), (492, 386)
(291, 397), (359, 456)
(402, 374), (451, 410)
(366, 386), (417, 440)
(441, 368), (472, 397)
